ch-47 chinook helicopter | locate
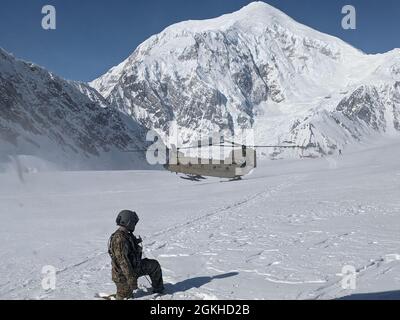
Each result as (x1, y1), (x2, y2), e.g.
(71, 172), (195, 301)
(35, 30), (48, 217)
(163, 139), (303, 182)
(125, 135), (303, 181)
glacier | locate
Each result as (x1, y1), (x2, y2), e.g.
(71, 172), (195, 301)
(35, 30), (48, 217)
(1, 137), (399, 299)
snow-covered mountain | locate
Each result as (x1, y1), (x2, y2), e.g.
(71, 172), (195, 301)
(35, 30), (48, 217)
(91, 1), (400, 158)
(0, 48), (148, 170)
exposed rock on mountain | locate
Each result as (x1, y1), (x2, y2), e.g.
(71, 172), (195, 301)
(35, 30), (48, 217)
(91, 2), (400, 158)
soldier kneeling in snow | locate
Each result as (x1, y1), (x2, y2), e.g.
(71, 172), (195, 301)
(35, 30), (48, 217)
(108, 210), (164, 300)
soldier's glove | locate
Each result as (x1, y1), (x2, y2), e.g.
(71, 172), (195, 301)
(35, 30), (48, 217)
(128, 277), (138, 291)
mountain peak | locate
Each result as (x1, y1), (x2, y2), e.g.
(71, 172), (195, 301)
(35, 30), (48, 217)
(235, 1), (287, 17)
(145, 0), (358, 59)
(90, 1), (400, 158)
(0, 47), (11, 59)
(160, 1), (291, 33)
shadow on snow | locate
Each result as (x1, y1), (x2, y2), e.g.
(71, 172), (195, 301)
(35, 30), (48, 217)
(338, 290), (400, 300)
(136, 272), (239, 298)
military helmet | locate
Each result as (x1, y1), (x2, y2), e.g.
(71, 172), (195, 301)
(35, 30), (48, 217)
(116, 210), (139, 231)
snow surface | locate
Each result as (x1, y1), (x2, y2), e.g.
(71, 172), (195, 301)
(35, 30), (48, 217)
(1, 137), (399, 300)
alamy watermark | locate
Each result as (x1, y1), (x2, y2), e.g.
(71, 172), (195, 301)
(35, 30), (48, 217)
(338, 265), (357, 290)
(342, 5), (356, 30)
(41, 5), (356, 31)
(145, 122), (255, 167)
(41, 265), (57, 291)
(41, 5), (56, 30)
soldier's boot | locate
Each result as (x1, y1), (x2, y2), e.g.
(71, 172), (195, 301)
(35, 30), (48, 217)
(115, 279), (137, 300)
(139, 258), (164, 293)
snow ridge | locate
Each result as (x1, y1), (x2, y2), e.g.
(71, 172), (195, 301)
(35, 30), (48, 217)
(0, 48), (148, 170)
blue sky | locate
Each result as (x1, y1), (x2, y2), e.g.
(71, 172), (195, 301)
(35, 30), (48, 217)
(0, 0), (399, 82)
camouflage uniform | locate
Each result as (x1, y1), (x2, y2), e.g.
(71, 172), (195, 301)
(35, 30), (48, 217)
(108, 227), (164, 300)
